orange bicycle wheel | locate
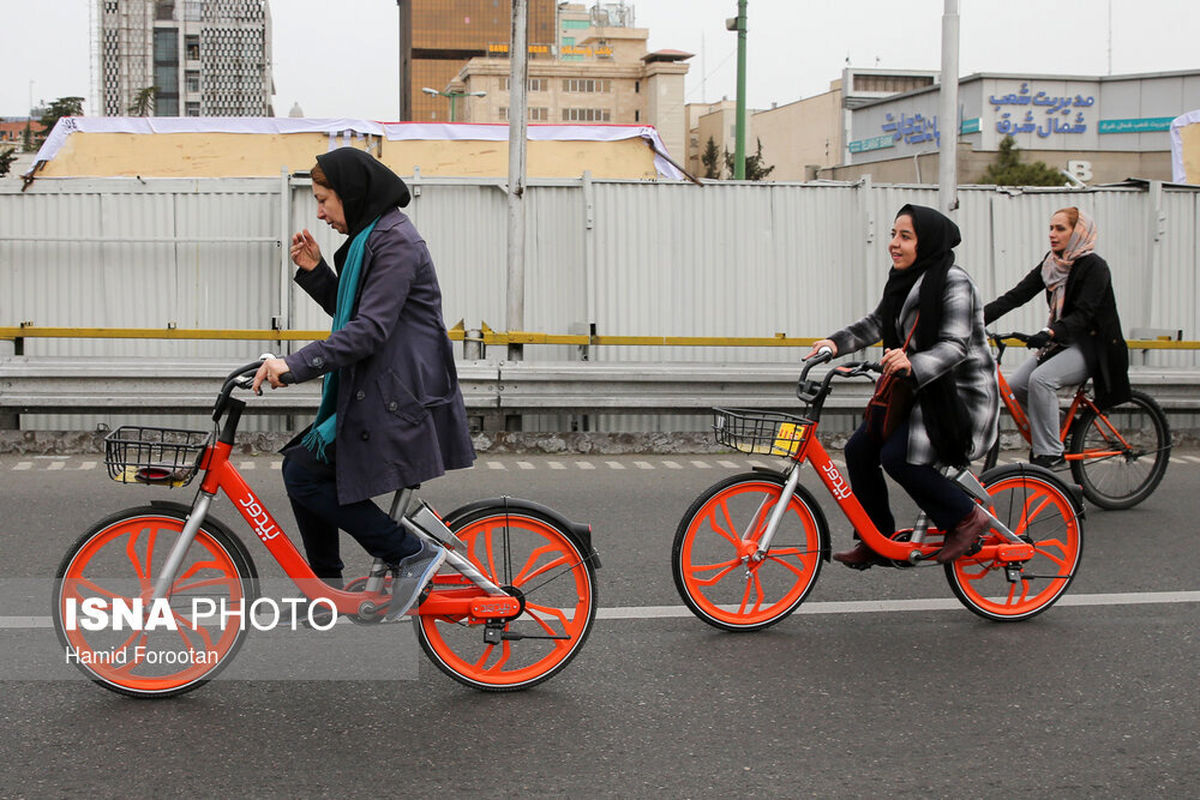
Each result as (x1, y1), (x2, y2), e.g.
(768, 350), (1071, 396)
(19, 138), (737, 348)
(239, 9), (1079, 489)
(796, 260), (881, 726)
(945, 471), (1082, 622)
(415, 510), (597, 691)
(672, 472), (826, 632)
(53, 507), (256, 698)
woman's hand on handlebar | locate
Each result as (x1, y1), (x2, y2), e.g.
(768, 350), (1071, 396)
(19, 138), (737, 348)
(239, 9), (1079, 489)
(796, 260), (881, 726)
(880, 347), (912, 377)
(253, 357), (293, 392)
(805, 339), (838, 360)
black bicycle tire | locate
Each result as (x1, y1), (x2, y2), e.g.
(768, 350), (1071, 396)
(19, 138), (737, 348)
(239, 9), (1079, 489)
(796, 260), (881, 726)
(1068, 389), (1171, 509)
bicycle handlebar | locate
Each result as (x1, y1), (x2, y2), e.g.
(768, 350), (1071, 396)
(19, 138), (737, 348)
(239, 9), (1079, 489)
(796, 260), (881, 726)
(212, 355), (295, 422)
(796, 354), (883, 417)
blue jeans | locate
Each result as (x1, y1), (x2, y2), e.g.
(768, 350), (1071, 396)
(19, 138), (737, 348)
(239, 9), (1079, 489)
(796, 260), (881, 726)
(282, 452), (422, 585)
(844, 417), (974, 538)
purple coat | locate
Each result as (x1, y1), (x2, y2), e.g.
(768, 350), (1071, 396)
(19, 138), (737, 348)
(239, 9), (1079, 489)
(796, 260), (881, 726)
(284, 208), (475, 504)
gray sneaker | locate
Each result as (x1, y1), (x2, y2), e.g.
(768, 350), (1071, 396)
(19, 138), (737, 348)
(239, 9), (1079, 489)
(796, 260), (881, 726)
(382, 540), (446, 621)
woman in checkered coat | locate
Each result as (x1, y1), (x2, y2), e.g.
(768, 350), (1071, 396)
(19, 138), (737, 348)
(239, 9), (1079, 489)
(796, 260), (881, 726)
(807, 204), (999, 567)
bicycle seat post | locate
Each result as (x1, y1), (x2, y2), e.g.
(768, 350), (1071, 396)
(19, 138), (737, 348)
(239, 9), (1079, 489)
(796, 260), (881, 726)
(388, 487), (416, 522)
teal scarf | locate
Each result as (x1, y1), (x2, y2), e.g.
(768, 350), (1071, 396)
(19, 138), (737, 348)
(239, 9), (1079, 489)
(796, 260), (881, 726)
(301, 217), (380, 462)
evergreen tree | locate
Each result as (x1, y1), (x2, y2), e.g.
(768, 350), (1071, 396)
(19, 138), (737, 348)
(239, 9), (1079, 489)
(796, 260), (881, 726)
(701, 136), (722, 179)
(723, 138), (776, 181)
(978, 135), (1066, 187)
(0, 147), (16, 177)
(37, 96), (85, 138)
(128, 86), (157, 116)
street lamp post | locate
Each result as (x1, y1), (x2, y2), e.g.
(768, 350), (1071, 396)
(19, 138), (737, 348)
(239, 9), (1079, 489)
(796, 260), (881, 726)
(420, 87), (487, 122)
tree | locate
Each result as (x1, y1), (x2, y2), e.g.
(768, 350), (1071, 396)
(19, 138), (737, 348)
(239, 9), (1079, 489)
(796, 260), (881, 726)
(723, 137), (776, 181)
(128, 86), (157, 116)
(978, 135), (1066, 187)
(701, 136), (722, 180)
(37, 96), (85, 138)
(22, 121), (34, 152)
(0, 147), (16, 177)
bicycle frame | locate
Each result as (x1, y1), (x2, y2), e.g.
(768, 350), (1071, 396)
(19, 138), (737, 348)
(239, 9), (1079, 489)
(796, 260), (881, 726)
(148, 367), (512, 622)
(748, 357), (1034, 567)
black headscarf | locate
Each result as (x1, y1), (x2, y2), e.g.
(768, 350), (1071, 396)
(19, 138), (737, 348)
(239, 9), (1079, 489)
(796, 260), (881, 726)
(878, 204), (971, 467)
(314, 147), (411, 265)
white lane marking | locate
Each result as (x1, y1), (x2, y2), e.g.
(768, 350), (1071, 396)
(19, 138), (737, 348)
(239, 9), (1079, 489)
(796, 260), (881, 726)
(1183, 456), (1200, 464)
(576, 461), (596, 470)
(606, 461), (626, 470)
(594, 591), (1200, 620)
(717, 460), (739, 469)
(634, 461), (654, 470)
(47, 462), (65, 471)
(239, 461), (255, 470)
(271, 461), (282, 470)
(661, 461), (683, 470)
(517, 461), (535, 470)
(14, 463), (32, 471)
(78, 461), (97, 470)
(548, 461), (566, 470)
(690, 460), (712, 469)
(7, 591), (1198, 630)
(487, 461), (507, 470)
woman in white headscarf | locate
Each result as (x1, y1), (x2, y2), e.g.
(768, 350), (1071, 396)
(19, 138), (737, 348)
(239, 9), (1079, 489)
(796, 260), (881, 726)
(984, 206), (1131, 469)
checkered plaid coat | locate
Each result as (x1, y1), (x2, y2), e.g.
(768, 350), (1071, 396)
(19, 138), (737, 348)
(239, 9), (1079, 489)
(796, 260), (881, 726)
(830, 265), (999, 466)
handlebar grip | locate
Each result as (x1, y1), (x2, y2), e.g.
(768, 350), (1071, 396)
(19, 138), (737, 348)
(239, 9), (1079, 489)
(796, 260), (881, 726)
(280, 371), (296, 385)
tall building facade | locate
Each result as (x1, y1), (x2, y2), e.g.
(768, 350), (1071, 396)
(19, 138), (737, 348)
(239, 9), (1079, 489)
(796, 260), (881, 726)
(94, 0), (274, 117)
(404, 0), (559, 122)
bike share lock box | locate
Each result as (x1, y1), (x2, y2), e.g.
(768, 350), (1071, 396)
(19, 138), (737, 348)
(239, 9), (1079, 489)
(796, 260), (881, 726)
(407, 503), (467, 551)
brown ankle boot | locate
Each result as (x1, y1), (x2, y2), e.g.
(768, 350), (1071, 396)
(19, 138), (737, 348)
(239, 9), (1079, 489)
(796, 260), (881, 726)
(833, 541), (884, 570)
(936, 506), (991, 564)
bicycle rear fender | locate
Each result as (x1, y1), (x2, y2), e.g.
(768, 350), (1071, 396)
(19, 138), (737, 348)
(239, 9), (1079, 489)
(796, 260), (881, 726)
(148, 499), (263, 583)
(751, 466), (833, 562)
(440, 497), (601, 569)
(978, 465), (1086, 517)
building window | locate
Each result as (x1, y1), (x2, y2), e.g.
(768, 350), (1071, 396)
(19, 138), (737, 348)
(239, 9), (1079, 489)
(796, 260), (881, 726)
(561, 107), (611, 122)
(185, 34), (199, 60)
(153, 28), (178, 62)
(502, 78), (545, 92)
(185, 70), (200, 92)
(156, 97), (179, 116)
(563, 79), (611, 93)
(634, 110), (639, 122)
(501, 106), (550, 122)
(185, 101), (200, 116)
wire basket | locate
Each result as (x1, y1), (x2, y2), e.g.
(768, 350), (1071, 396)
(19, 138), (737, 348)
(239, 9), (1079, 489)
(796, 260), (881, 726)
(713, 408), (814, 457)
(104, 425), (211, 487)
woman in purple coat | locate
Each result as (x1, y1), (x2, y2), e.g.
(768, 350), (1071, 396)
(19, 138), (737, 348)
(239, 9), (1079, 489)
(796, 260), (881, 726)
(253, 147), (475, 619)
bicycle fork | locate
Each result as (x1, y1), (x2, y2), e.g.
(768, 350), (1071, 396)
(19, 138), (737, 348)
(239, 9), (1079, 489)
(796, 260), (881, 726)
(745, 466), (805, 573)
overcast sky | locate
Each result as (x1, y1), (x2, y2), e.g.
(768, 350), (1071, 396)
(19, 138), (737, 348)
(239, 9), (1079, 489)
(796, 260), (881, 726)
(2, 0), (1195, 119)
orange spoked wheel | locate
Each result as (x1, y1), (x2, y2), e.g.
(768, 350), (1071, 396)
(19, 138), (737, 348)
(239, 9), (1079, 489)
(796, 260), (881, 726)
(672, 473), (826, 632)
(415, 510), (597, 691)
(52, 507), (256, 698)
(946, 472), (1083, 622)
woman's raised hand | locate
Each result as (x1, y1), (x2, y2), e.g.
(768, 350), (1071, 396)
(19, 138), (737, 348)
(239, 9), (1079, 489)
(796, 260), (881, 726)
(290, 229), (321, 271)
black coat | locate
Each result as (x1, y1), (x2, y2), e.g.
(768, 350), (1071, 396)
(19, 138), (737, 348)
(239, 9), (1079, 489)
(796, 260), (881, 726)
(284, 208), (475, 504)
(984, 252), (1131, 409)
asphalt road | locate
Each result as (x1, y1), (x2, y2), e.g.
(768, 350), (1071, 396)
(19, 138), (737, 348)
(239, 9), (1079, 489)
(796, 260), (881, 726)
(2, 450), (1198, 798)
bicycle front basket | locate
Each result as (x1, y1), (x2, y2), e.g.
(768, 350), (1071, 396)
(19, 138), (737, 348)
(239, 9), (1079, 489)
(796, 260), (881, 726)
(104, 425), (211, 487)
(713, 408), (813, 457)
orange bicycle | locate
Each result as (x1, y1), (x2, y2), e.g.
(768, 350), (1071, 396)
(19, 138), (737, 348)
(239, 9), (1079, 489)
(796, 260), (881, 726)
(672, 350), (1085, 629)
(52, 358), (600, 697)
(984, 332), (1171, 509)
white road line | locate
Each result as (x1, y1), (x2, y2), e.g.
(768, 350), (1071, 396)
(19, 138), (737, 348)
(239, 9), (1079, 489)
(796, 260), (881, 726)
(593, 590), (1200, 620)
(548, 461), (566, 470)
(1184, 456), (1200, 464)
(516, 461), (535, 470)
(271, 461), (282, 470)
(690, 460), (712, 469)
(240, 461), (255, 470)
(47, 462), (65, 471)
(717, 460), (739, 469)
(486, 461), (507, 470)
(79, 461), (97, 470)
(7, 591), (1198, 630)
(576, 461), (596, 470)
(634, 461), (654, 470)
(13, 463), (32, 471)
(606, 461), (626, 470)
(661, 461), (683, 470)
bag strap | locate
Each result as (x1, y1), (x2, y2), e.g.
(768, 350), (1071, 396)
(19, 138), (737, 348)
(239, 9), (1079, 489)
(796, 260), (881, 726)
(899, 312), (919, 352)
